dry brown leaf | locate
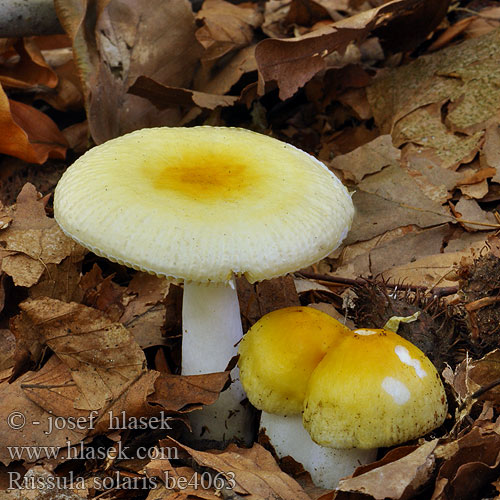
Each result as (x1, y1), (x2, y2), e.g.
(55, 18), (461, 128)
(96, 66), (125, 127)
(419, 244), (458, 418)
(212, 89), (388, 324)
(453, 197), (498, 231)
(196, 0), (263, 63)
(237, 275), (300, 331)
(380, 238), (490, 289)
(0, 39), (58, 89)
(432, 425), (500, 499)
(338, 440), (438, 499)
(368, 26), (500, 171)
(330, 134), (400, 183)
(345, 164), (453, 244)
(0, 184), (81, 287)
(13, 297), (146, 411)
(446, 350), (500, 407)
(392, 103), (483, 171)
(193, 44), (257, 96)
(0, 356), (87, 465)
(148, 371), (230, 414)
(147, 438), (311, 500)
(55, 0), (202, 144)
(0, 85), (67, 164)
(256, 0), (449, 100)
(402, 145), (462, 204)
(120, 272), (169, 348)
(79, 264), (125, 321)
(129, 76), (238, 112)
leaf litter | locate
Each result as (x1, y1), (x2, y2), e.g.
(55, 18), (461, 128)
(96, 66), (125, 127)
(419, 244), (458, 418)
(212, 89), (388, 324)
(2, 0), (500, 499)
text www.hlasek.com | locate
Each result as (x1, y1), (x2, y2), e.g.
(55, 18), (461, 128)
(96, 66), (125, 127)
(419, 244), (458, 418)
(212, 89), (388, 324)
(7, 440), (174, 461)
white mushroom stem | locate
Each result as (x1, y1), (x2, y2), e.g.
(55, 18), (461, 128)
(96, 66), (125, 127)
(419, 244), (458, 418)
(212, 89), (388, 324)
(260, 412), (377, 489)
(182, 279), (253, 444)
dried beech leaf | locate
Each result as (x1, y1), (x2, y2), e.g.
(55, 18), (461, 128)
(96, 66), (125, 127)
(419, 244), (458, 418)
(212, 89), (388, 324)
(330, 134), (400, 183)
(0, 184), (81, 287)
(148, 438), (311, 500)
(56, 0), (202, 143)
(0, 356), (87, 465)
(0, 86), (67, 164)
(346, 165), (453, 244)
(432, 425), (500, 499)
(256, 0), (448, 99)
(129, 76), (238, 111)
(0, 39), (58, 89)
(196, 0), (263, 63)
(13, 297), (146, 411)
(338, 440), (438, 499)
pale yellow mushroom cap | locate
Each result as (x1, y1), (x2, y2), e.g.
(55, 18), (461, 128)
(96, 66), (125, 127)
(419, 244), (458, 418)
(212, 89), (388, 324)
(54, 127), (354, 283)
(303, 328), (447, 449)
(238, 306), (351, 414)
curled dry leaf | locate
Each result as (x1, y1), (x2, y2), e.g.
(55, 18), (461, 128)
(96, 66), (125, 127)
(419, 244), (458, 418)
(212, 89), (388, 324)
(237, 275), (300, 331)
(129, 76), (238, 112)
(0, 86), (67, 164)
(0, 356), (87, 465)
(0, 39), (58, 90)
(345, 164), (453, 245)
(445, 350), (500, 408)
(0, 183), (81, 287)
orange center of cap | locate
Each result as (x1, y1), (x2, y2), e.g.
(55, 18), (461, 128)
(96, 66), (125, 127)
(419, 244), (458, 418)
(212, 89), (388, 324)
(152, 151), (261, 201)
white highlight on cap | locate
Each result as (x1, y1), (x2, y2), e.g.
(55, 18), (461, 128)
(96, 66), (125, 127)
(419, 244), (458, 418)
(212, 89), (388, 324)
(395, 345), (427, 378)
(382, 376), (410, 405)
(354, 329), (378, 336)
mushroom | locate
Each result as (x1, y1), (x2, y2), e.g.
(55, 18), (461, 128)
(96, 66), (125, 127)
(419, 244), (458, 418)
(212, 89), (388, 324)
(303, 327), (448, 488)
(54, 126), (354, 444)
(238, 306), (375, 485)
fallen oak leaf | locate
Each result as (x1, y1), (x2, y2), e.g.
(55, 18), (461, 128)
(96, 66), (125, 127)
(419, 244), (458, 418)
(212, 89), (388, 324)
(148, 371), (230, 413)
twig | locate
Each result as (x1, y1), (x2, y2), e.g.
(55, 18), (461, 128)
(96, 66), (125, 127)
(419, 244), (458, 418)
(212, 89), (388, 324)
(0, 0), (63, 37)
(296, 271), (459, 297)
(458, 377), (500, 412)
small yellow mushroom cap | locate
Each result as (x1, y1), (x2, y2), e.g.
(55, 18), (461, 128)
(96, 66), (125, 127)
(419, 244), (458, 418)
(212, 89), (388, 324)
(303, 328), (447, 449)
(54, 126), (354, 283)
(238, 306), (351, 415)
